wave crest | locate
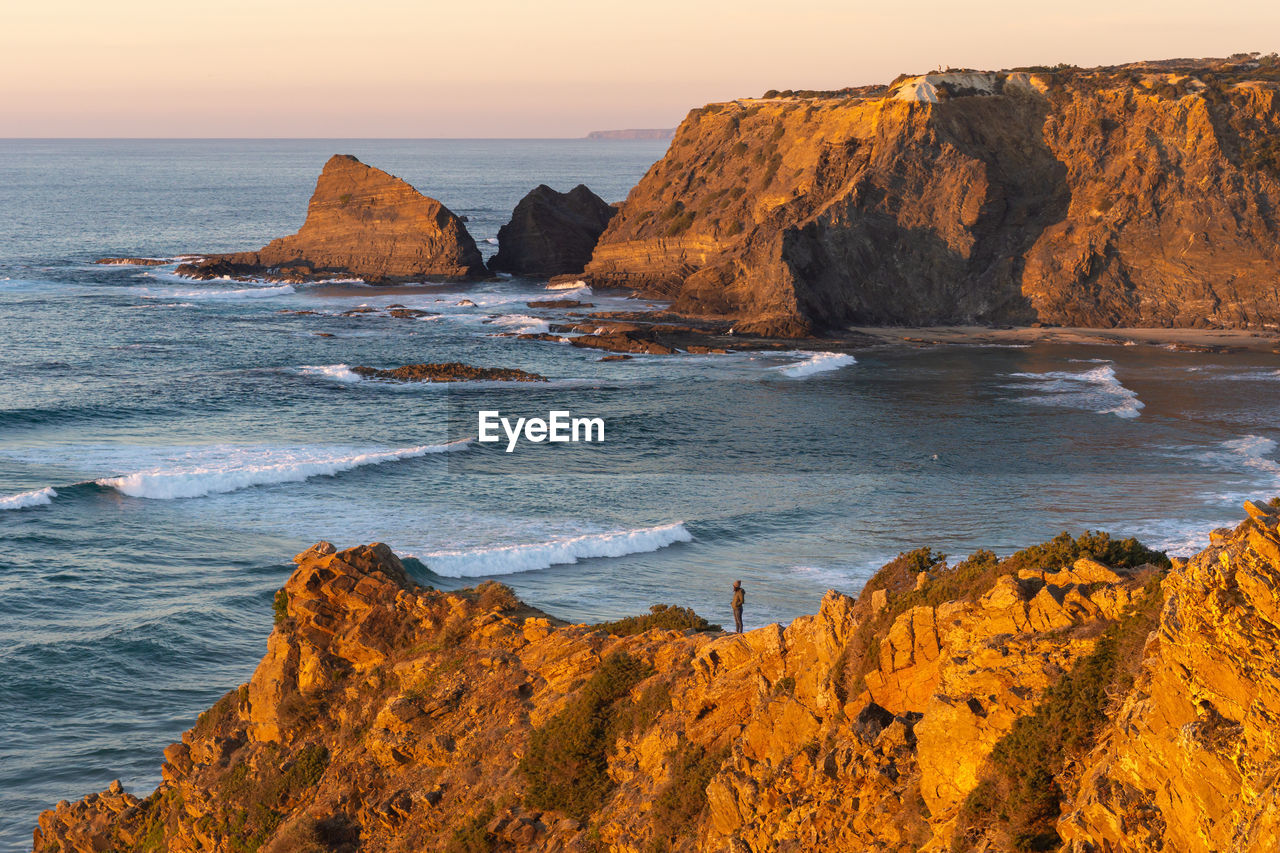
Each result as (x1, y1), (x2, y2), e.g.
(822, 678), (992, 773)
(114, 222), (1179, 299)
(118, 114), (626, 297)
(1006, 363), (1144, 418)
(0, 486), (57, 510)
(97, 441), (469, 500)
(779, 352), (857, 378)
(423, 522), (692, 577)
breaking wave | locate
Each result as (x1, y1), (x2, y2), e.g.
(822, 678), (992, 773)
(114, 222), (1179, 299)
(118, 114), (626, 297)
(1006, 363), (1143, 418)
(0, 486), (57, 511)
(1212, 435), (1280, 476)
(298, 364), (364, 383)
(422, 522), (693, 577)
(490, 314), (550, 334)
(96, 441), (470, 499)
(778, 352), (857, 378)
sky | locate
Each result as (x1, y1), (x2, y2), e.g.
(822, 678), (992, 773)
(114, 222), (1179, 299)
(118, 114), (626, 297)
(1, 0), (1277, 137)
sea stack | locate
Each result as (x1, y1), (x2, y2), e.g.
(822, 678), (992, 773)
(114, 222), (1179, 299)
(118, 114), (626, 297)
(488, 184), (618, 277)
(177, 155), (486, 283)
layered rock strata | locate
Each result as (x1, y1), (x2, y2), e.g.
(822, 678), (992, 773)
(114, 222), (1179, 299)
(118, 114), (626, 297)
(177, 155), (485, 283)
(584, 58), (1280, 335)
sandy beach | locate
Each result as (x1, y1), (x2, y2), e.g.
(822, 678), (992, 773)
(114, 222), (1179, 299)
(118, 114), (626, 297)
(849, 325), (1280, 353)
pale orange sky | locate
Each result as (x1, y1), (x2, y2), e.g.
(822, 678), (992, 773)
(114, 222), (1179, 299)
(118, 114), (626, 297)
(0, 0), (1276, 137)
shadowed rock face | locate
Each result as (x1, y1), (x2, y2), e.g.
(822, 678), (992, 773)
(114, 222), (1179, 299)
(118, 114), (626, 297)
(489, 184), (618, 276)
(176, 155), (485, 282)
(584, 61), (1280, 335)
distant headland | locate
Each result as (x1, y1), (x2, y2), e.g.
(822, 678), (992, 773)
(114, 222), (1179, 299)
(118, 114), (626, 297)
(585, 128), (676, 140)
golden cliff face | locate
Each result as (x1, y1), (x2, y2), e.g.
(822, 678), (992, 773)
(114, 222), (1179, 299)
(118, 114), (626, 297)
(1060, 500), (1280, 851)
(30, 505), (1280, 852)
(584, 61), (1280, 336)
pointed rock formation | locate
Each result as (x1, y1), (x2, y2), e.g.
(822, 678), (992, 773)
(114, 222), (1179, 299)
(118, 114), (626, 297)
(488, 184), (617, 277)
(177, 155), (485, 282)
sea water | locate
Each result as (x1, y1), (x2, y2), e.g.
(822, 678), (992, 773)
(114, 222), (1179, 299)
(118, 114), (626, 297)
(2, 139), (1280, 848)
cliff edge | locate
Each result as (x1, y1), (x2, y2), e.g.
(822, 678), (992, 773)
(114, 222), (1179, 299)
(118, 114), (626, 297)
(32, 502), (1280, 852)
(584, 57), (1280, 336)
(177, 155), (486, 283)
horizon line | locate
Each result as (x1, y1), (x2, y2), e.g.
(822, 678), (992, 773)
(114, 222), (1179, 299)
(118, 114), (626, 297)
(0, 136), (674, 142)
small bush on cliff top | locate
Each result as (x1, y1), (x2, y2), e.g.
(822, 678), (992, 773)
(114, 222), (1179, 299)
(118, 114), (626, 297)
(520, 651), (653, 819)
(597, 604), (720, 636)
(953, 571), (1166, 852)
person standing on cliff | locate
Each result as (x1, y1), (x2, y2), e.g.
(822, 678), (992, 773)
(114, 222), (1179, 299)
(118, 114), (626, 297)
(731, 580), (745, 633)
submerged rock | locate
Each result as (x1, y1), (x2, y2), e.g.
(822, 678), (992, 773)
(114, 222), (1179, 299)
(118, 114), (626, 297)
(569, 331), (676, 355)
(93, 257), (167, 266)
(176, 155), (485, 283)
(489, 184), (617, 276)
(350, 362), (546, 382)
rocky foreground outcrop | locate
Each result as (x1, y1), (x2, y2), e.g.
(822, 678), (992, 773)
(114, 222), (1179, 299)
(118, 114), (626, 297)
(33, 502), (1280, 852)
(584, 56), (1280, 336)
(177, 155), (485, 283)
(489, 185), (618, 277)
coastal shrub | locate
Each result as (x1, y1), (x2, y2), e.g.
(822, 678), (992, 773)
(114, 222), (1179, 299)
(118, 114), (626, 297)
(835, 533), (1168, 702)
(773, 675), (796, 695)
(273, 589), (290, 625)
(474, 580), (520, 612)
(952, 573), (1166, 851)
(193, 685), (247, 739)
(1001, 530), (1170, 576)
(135, 789), (184, 853)
(212, 743), (330, 853)
(659, 200), (685, 221)
(598, 604), (719, 636)
(648, 740), (730, 850)
(665, 211), (696, 237)
(611, 679), (672, 738)
(761, 153), (783, 186)
(519, 652), (653, 819)
(446, 802), (497, 853)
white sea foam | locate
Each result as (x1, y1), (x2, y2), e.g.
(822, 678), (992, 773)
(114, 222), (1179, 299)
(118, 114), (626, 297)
(778, 352), (857, 378)
(97, 441), (469, 500)
(298, 364), (364, 383)
(1215, 435), (1280, 476)
(546, 279), (590, 291)
(138, 284), (296, 301)
(422, 522), (692, 577)
(0, 486), (57, 510)
(490, 314), (550, 334)
(485, 237), (499, 245)
(1006, 363), (1143, 418)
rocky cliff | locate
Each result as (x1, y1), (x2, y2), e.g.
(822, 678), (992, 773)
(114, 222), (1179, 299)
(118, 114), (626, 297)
(177, 155), (485, 283)
(489, 184), (618, 277)
(32, 502), (1280, 852)
(583, 57), (1280, 336)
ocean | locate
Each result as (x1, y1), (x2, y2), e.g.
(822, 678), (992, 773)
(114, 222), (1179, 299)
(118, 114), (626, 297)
(2, 139), (1279, 849)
